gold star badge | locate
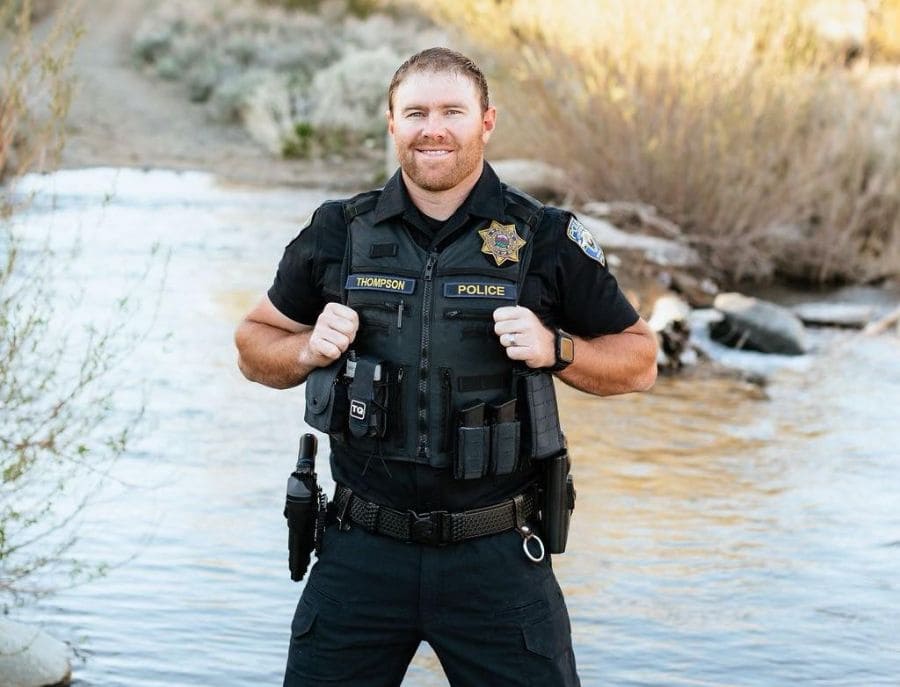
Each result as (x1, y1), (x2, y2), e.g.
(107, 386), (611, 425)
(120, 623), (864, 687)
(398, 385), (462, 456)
(478, 221), (526, 266)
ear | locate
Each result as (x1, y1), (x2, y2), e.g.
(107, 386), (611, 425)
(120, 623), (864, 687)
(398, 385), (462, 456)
(386, 108), (395, 136)
(481, 105), (497, 144)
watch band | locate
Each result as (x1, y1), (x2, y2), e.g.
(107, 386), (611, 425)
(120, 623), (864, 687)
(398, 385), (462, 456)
(550, 328), (575, 372)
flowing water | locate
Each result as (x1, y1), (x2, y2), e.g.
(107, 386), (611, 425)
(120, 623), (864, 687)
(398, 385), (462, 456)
(6, 169), (900, 686)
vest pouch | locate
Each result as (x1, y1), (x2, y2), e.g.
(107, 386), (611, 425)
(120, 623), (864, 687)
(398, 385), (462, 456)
(346, 355), (388, 439)
(491, 420), (520, 475)
(516, 370), (565, 461)
(455, 427), (490, 479)
(304, 358), (348, 434)
(454, 401), (489, 480)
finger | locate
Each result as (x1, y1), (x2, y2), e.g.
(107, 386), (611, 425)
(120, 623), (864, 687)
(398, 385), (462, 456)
(319, 329), (351, 352)
(323, 302), (358, 322)
(503, 344), (530, 361)
(492, 305), (523, 322)
(325, 313), (359, 337)
(310, 336), (342, 361)
(494, 320), (521, 336)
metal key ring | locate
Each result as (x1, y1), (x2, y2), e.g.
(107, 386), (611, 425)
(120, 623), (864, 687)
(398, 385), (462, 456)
(517, 525), (545, 563)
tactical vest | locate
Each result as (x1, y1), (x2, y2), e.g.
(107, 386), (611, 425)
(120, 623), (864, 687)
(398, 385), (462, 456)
(305, 184), (566, 475)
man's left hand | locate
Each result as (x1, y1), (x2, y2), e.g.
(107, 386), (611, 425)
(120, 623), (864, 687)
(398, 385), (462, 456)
(493, 306), (555, 368)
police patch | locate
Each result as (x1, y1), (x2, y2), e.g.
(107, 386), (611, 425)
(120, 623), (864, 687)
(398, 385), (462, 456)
(566, 216), (606, 266)
(345, 273), (416, 294)
(444, 281), (517, 300)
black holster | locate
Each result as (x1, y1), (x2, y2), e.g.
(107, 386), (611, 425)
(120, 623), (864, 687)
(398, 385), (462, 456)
(541, 450), (576, 554)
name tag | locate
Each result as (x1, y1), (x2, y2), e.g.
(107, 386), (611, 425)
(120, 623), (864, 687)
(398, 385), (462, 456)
(444, 281), (517, 300)
(346, 274), (416, 294)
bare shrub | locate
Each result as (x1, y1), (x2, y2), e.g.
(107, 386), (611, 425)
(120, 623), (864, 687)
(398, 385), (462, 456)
(1, 0), (150, 605)
(416, 0), (900, 284)
(0, 0), (80, 184)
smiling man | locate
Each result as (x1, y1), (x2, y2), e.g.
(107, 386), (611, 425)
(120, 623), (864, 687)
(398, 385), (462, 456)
(235, 47), (657, 686)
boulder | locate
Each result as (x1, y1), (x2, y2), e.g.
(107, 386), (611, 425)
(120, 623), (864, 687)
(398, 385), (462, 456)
(576, 215), (701, 268)
(863, 305), (900, 336)
(711, 292), (807, 355)
(791, 302), (874, 328)
(488, 160), (571, 203)
(0, 619), (71, 687)
(648, 294), (694, 371)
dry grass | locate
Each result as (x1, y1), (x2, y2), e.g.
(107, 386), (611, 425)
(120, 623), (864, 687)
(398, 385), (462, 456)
(0, 0), (80, 190)
(414, 0), (900, 284)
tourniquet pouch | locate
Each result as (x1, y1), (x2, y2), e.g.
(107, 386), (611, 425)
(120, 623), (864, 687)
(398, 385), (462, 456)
(516, 370), (565, 461)
(347, 355), (389, 439)
(304, 358), (348, 434)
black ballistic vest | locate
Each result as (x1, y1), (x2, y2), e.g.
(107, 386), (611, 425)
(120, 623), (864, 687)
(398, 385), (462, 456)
(335, 185), (551, 470)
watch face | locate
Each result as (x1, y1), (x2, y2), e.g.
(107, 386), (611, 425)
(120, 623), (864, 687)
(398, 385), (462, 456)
(559, 334), (575, 363)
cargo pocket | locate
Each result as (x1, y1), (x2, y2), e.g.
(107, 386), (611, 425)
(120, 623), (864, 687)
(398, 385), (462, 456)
(303, 358), (347, 434)
(520, 604), (575, 685)
(287, 597), (319, 667)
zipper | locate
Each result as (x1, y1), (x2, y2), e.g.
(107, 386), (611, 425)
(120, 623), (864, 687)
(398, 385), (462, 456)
(358, 300), (407, 329)
(440, 367), (452, 453)
(417, 252), (439, 459)
(392, 366), (406, 444)
(444, 309), (495, 321)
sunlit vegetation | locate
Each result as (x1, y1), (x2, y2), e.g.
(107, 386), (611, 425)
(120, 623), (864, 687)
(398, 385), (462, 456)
(414, 0), (900, 284)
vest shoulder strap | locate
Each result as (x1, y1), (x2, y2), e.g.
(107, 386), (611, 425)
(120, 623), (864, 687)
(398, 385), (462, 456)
(501, 184), (544, 231)
(343, 190), (381, 223)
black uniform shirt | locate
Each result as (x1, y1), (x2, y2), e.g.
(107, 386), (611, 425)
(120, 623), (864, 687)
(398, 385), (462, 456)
(268, 163), (638, 512)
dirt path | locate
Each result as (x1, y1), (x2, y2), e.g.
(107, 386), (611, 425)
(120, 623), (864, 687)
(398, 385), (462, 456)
(54, 0), (373, 190)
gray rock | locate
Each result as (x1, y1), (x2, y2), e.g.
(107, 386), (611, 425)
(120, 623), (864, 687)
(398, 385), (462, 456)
(649, 294), (693, 371)
(712, 292), (807, 355)
(0, 619), (71, 687)
(489, 159), (571, 203)
(576, 215), (701, 268)
(791, 302), (874, 328)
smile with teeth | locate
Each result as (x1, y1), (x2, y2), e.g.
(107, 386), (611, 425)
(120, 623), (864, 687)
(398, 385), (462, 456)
(417, 149), (453, 157)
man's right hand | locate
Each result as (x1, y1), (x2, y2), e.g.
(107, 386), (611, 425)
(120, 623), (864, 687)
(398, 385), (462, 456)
(301, 302), (359, 368)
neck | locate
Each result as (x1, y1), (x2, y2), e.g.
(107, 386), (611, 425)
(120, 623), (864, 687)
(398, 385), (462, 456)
(402, 161), (484, 221)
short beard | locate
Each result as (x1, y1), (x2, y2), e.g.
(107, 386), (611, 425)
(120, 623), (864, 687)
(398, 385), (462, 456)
(397, 140), (484, 192)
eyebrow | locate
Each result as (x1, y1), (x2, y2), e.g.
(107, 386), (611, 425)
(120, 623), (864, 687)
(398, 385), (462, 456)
(401, 103), (470, 113)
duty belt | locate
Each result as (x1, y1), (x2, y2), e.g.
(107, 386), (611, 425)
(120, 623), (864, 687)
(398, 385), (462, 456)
(330, 484), (537, 546)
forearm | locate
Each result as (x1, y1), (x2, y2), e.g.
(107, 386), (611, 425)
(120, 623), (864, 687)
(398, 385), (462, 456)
(556, 327), (657, 396)
(235, 321), (316, 389)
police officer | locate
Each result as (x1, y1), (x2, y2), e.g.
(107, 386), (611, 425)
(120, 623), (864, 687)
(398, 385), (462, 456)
(236, 47), (657, 687)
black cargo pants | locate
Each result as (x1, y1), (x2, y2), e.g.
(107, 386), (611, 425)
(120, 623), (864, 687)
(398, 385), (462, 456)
(283, 521), (580, 686)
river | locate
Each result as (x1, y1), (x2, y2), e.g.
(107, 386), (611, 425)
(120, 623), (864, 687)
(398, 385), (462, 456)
(6, 168), (900, 686)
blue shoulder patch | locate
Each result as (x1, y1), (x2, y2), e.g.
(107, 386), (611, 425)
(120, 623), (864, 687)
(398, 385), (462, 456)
(566, 216), (606, 266)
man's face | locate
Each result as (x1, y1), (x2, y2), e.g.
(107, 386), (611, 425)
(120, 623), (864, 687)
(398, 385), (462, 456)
(388, 70), (496, 193)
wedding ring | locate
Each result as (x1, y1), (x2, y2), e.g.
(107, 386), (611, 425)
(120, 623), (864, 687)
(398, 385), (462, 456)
(507, 333), (517, 347)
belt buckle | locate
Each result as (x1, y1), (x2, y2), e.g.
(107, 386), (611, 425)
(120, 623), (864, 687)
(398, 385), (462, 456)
(408, 510), (447, 545)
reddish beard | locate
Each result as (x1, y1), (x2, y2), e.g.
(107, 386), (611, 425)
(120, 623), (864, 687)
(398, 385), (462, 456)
(397, 137), (484, 192)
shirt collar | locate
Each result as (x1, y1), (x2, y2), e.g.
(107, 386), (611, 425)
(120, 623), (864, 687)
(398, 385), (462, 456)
(373, 161), (505, 224)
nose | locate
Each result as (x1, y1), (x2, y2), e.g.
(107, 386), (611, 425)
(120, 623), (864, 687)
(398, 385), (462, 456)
(421, 112), (447, 140)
